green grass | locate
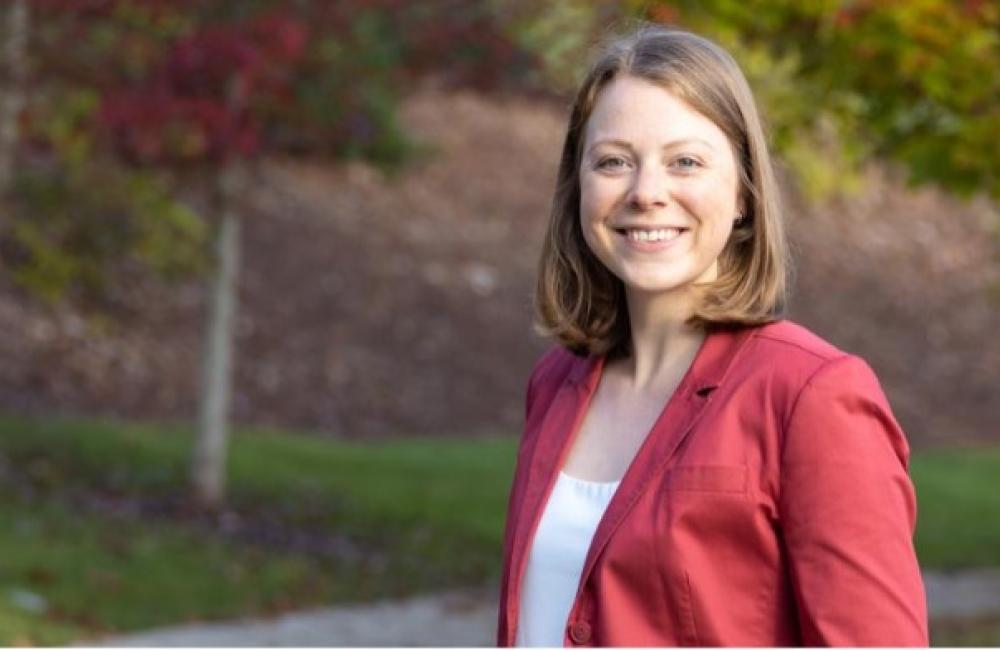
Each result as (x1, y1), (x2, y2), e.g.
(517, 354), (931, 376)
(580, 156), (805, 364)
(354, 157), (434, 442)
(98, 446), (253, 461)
(0, 415), (517, 544)
(0, 414), (998, 645)
(911, 445), (1000, 568)
(0, 414), (517, 644)
(0, 497), (336, 645)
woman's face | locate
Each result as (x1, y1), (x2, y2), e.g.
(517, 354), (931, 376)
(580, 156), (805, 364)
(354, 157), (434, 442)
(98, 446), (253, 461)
(579, 74), (741, 296)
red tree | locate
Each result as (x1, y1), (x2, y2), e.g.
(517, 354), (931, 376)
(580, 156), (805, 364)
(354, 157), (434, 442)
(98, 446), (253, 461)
(24, 0), (539, 507)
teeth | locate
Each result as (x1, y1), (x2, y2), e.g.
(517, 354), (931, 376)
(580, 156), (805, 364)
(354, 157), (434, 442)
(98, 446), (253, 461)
(626, 228), (682, 243)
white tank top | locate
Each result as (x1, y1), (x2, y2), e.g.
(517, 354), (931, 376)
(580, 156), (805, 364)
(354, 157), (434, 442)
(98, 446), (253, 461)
(515, 471), (620, 647)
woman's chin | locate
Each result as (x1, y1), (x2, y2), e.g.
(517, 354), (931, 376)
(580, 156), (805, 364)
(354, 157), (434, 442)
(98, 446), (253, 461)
(621, 278), (692, 296)
(614, 267), (696, 295)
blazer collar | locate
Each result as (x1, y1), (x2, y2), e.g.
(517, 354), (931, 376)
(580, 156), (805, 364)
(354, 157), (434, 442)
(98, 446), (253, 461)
(564, 323), (755, 395)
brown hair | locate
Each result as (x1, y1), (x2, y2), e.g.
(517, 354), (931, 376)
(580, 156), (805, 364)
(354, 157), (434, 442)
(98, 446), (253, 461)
(535, 22), (789, 358)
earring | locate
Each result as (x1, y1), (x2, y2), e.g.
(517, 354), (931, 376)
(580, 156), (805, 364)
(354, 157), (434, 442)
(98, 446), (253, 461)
(734, 213), (746, 226)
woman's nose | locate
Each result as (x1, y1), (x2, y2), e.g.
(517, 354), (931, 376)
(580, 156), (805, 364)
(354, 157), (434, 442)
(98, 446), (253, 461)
(626, 164), (669, 212)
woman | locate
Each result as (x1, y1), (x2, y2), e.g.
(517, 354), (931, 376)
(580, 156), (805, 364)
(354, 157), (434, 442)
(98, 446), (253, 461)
(497, 24), (928, 647)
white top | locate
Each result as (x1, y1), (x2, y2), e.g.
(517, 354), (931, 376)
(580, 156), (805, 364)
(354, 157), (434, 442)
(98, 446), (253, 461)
(515, 471), (620, 647)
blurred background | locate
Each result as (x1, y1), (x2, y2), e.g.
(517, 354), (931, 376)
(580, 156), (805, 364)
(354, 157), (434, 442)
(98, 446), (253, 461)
(0, 0), (998, 645)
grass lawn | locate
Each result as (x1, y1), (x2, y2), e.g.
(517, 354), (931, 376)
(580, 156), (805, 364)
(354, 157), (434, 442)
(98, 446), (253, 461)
(911, 446), (1000, 568)
(0, 497), (337, 645)
(0, 414), (517, 644)
(0, 414), (997, 645)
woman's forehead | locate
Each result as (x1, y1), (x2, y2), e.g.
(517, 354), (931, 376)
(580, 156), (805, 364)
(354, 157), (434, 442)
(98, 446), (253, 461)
(584, 75), (729, 150)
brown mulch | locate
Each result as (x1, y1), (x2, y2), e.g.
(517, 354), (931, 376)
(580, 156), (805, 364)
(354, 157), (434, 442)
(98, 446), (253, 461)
(0, 84), (998, 445)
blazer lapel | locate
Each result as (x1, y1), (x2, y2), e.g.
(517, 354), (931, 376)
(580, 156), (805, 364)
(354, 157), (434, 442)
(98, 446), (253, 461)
(505, 352), (604, 639)
(577, 325), (758, 588)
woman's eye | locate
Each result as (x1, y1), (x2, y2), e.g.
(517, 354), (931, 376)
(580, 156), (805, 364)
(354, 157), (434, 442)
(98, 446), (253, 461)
(674, 156), (702, 170)
(597, 156), (629, 171)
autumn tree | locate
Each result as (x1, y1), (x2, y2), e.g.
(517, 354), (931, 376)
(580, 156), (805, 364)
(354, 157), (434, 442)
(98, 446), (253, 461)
(627, 0), (1000, 200)
(15, 0), (540, 508)
(0, 0), (29, 195)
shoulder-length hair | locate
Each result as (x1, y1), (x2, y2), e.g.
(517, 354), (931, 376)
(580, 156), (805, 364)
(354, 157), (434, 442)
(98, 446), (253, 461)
(535, 23), (789, 359)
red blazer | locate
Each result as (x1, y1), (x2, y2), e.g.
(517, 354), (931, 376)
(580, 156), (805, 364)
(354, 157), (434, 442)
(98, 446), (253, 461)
(497, 320), (928, 646)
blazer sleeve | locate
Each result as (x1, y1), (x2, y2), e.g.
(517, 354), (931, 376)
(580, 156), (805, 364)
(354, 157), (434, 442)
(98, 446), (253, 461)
(779, 354), (929, 646)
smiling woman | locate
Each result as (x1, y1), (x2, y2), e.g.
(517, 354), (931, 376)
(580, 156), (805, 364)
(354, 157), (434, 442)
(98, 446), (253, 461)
(534, 24), (787, 361)
(498, 23), (928, 647)
(580, 75), (740, 298)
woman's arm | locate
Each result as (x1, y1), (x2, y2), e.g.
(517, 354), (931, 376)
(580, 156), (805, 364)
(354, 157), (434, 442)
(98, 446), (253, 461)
(779, 354), (929, 646)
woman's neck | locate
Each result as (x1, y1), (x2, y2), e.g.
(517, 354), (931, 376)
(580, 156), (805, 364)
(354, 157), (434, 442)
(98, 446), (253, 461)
(620, 286), (706, 390)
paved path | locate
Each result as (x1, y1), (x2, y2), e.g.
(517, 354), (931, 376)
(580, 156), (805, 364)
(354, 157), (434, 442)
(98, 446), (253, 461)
(93, 570), (1000, 647)
(93, 588), (498, 647)
(924, 568), (1000, 619)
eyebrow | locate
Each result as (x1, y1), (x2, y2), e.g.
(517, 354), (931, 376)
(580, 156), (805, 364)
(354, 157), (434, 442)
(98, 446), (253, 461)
(585, 137), (717, 156)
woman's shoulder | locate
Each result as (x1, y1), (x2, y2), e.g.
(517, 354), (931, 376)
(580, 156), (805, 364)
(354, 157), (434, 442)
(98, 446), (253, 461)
(748, 319), (849, 364)
(526, 345), (588, 389)
(741, 319), (886, 403)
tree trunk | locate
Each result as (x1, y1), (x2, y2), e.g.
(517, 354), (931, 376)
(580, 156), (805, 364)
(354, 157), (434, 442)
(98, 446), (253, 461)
(0, 0), (29, 195)
(191, 162), (245, 509)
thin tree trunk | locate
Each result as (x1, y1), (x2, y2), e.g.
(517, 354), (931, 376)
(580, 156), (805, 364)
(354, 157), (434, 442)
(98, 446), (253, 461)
(0, 0), (29, 195)
(192, 162), (245, 509)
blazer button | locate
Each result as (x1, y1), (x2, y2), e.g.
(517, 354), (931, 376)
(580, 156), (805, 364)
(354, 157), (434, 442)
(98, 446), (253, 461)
(569, 621), (592, 644)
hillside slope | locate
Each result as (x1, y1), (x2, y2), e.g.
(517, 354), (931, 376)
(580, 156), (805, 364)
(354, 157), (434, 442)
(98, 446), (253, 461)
(1, 85), (997, 444)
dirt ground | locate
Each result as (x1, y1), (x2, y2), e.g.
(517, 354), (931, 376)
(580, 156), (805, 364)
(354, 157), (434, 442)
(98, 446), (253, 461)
(1, 83), (998, 444)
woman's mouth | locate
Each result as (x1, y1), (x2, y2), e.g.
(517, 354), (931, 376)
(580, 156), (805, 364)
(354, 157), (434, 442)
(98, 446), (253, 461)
(614, 226), (687, 251)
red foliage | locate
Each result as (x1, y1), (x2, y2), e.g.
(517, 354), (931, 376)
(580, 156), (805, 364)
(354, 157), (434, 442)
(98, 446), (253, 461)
(30, 0), (205, 17)
(100, 93), (258, 163)
(31, 0), (538, 165)
(95, 10), (308, 164)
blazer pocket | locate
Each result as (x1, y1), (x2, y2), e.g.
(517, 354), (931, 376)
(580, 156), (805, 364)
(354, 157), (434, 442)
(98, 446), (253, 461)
(664, 464), (747, 494)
